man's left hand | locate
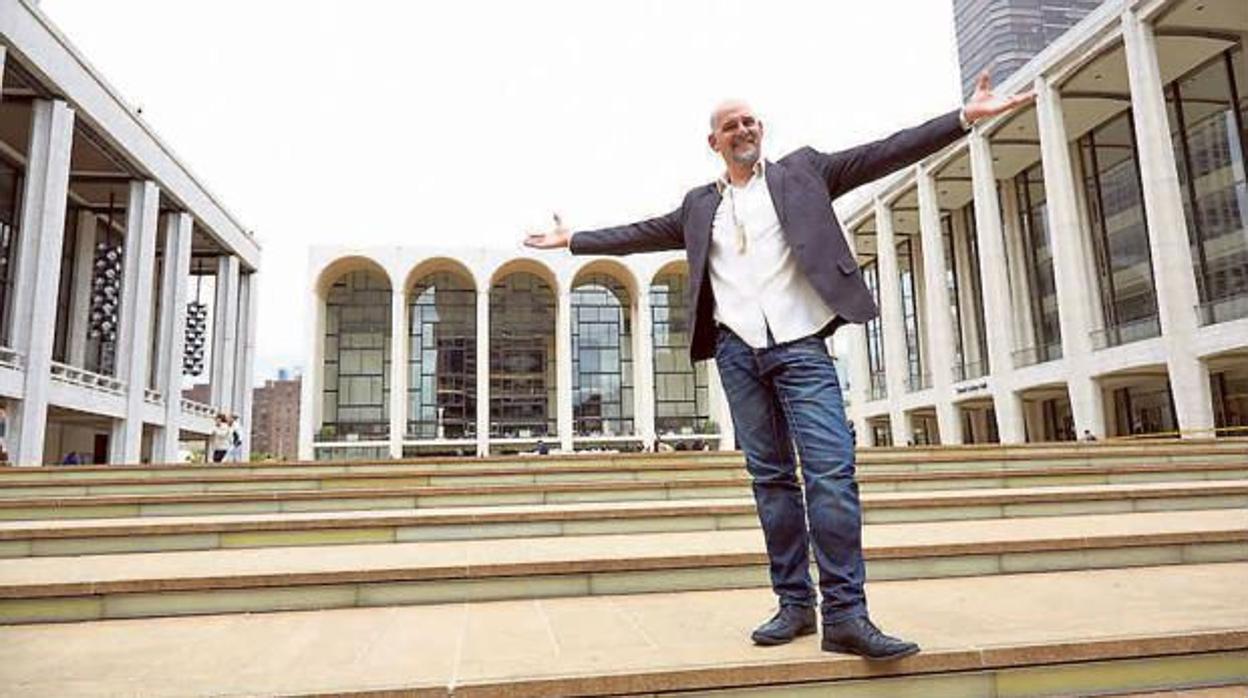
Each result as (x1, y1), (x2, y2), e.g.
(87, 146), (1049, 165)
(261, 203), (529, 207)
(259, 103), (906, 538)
(963, 70), (1035, 126)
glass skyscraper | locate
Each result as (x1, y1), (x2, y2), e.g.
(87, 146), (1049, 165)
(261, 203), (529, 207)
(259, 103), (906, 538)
(953, 0), (1104, 97)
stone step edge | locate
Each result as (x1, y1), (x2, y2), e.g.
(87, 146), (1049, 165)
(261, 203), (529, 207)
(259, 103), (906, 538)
(1, 440), (1242, 477)
(3, 463), (1244, 510)
(2, 527), (1242, 599)
(1, 457), (1243, 490)
(3, 481), (1245, 541)
(444, 631), (1248, 698)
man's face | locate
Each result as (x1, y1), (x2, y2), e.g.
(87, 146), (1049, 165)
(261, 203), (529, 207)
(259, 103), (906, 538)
(708, 103), (763, 168)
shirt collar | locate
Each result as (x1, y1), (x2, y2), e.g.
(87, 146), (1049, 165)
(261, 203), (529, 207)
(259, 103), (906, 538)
(715, 159), (766, 194)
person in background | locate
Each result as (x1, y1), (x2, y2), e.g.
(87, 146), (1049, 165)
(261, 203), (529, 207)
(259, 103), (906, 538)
(226, 414), (244, 462)
(210, 413), (231, 463)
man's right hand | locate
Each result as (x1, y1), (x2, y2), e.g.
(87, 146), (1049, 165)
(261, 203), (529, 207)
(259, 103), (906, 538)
(523, 213), (571, 249)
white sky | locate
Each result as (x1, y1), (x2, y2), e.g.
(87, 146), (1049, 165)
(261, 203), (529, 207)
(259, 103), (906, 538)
(40, 0), (965, 385)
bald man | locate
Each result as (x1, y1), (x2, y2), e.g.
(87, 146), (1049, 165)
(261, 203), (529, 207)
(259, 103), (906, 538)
(526, 73), (1032, 660)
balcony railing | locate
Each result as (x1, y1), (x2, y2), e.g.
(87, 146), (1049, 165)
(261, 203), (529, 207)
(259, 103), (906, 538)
(906, 372), (932, 393)
(1196, 290), (1248, 326)
(144, 389), (164, 405)
(49, 361), (124, 395)
(1012, 342), (1062, 369)
(0, 346), (23, 371)
(1090, 315), (1161, 350)
(180, 399), (217, 419)
(953, 360), (988, 382)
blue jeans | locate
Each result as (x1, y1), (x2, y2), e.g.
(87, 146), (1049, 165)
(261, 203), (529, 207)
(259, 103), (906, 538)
(714, 326), (867, 624)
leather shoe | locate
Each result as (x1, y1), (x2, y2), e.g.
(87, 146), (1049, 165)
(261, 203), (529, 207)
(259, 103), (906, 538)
(821, 616), (919, 660)
(751, 605), (817, 646)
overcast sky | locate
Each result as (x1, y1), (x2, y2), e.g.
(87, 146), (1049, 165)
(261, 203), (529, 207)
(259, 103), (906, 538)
(40, 0), (965, 384)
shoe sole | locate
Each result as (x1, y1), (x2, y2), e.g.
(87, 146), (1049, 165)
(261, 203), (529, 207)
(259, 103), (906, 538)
(821, 641), (921, 661)
(751, 625), (817, 646)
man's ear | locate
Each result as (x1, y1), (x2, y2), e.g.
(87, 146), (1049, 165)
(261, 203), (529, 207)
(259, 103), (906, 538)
(707, 132), (718, 152)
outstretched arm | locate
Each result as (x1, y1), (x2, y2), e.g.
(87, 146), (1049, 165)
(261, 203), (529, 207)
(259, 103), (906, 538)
(811, 71), (1035, 198)
(523, 208), (684, 256)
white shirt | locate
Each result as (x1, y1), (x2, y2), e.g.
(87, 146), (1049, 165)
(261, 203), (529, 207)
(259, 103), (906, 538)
(709, 162), (836, 348)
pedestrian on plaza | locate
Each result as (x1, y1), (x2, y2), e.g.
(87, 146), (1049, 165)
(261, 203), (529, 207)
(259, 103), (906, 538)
(210, 413), (231, 463)
(524, 71), (1032, 660)
(226, 414), (244, 462)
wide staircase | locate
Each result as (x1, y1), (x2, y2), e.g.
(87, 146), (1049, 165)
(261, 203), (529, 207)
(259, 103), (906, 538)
(0, 441), (1245, 697)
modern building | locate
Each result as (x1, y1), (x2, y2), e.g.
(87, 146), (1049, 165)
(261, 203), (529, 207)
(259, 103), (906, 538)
(252, 375), (300, 460)
(0, 0), (260, 465)
(845, 0), (1246, 446)
(300, 247), (818, 460)
(954, 0), (1104, 98)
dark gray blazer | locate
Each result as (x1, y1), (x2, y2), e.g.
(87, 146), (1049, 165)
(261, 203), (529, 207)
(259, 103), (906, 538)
(569, 109), (968, 362)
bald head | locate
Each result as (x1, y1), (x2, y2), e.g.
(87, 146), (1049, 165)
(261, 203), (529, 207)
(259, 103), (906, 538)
(709, 99), (753, 131)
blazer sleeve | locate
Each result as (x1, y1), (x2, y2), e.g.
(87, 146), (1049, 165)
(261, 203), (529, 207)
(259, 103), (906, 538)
(807, 109), (969, 198)
(568, 207), (685, 256)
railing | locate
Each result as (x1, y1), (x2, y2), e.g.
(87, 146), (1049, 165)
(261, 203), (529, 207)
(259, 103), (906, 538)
(0, 346), (23, 371)
(49, 361), (125, 395)
(144, 388), (164, 405)
(953, 360), (988, 382)
(1011, 342), (1062, 369)
(1196, 290), (1248, 326)
(1090, 315), (1161, 350)
(906, 372), (932, 393)
(180, 399), (217, 419)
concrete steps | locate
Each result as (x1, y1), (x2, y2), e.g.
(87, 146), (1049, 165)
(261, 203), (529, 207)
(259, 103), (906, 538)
(2, 461), (1245, 521)
(0, 564), (1243, 697)
(1, 480), (1244, 557)
(1, 443), (1244, 694)
(1, 509), (1243, 624)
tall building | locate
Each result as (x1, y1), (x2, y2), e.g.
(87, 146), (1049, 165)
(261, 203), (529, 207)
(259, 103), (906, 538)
(954, 0), (1104, 97)
(0, 0), (260, 465)
(252, 376), (300, 460)
(846, 0), (1247, 446)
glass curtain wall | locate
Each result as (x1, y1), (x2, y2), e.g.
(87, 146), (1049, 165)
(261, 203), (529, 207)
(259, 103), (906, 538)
(863, 262), (887, 400)
(0, 158), (19, 348)
(961, 201), (990, 376)
(898, 238), (925, 390)
(321, 270), (392, 440)
(571, 274), (634, 437)
(941, 213), (966, 376)
(1166, 47), (1248, 325)
(650, 270), (710, 434)
(489, 272), (556, 439)
(1079, 109), (1160, 347)
(1014, 163), (1062, 364)
(407, 272), (476, 440)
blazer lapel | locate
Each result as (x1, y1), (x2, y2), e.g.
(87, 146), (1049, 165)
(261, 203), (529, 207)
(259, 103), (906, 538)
(764, 159), (787, 225)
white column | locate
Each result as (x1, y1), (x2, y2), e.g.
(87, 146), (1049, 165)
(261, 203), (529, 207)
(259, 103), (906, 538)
(475, 289), (490, 456)
(388, 287), (406, 458)
(634, 290), (656, 445)
(297, 287), (324, 461)
(109, 180), (160, 464)
(873, 199), (910, 446)
(1035, 75), (1107, 439)
(556, 289), (573, 452)
(916, 166), (964, 444)
(231, 273), (251, 418)
(209, 255), (240, 411)
(968, 130), (1026, 443)
(152, 212), (192, 463)
(9, 100), (74, 466)
(1122, 8), (1215, 437)
(66, 210), (96, 367)
(235, 273), (259, 460)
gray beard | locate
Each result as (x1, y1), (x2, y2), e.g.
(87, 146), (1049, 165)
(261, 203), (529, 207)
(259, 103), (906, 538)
(731, 147), (760, 167)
